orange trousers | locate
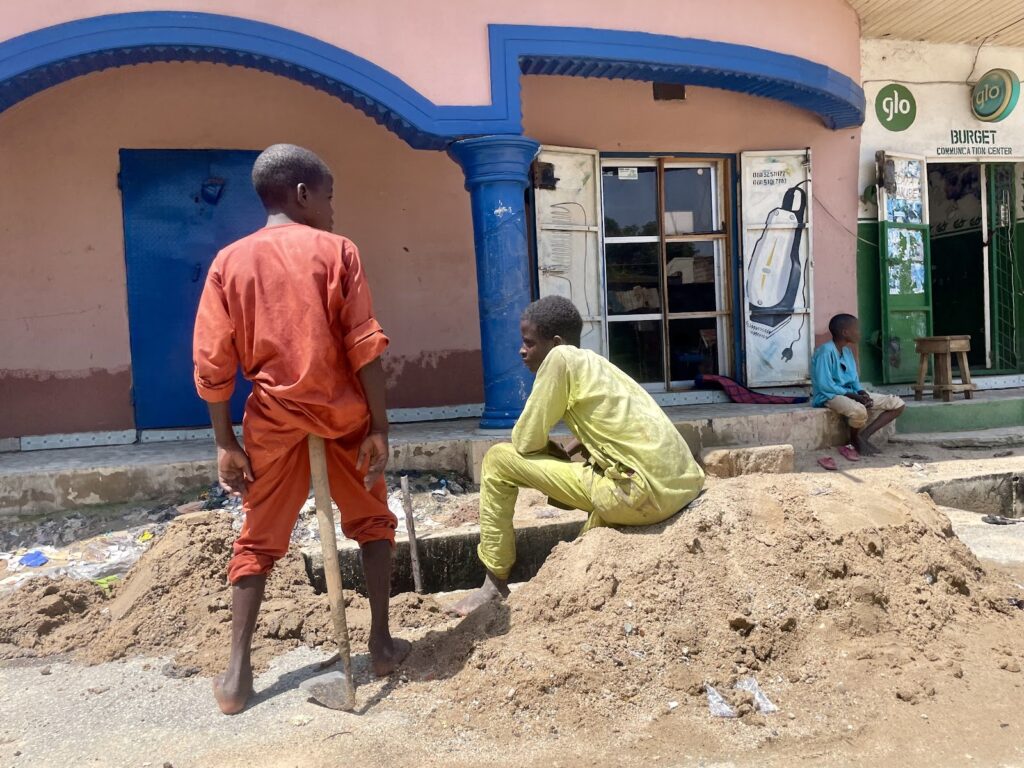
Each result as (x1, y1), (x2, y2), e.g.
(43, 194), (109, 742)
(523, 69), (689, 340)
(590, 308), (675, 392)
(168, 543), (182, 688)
(228, 428), (396, 584)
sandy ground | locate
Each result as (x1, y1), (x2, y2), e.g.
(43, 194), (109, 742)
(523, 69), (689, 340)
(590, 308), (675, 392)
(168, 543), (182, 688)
(1, 443), (1023, 768)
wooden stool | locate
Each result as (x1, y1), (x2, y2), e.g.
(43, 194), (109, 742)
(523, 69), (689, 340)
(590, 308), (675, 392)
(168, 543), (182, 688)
(913, 336), (976, 402)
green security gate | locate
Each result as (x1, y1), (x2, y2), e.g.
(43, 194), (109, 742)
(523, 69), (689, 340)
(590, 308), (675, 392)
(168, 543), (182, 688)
(987, 163), (1018, 372)
(877, 152), (932, 383)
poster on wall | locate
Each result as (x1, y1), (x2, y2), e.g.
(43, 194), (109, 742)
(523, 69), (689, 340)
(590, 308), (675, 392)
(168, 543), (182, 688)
(740, 150), (814, 387)
(876, 151), (932, 384)
(886, 229), (926, 294)
(885, 157), (923, 224)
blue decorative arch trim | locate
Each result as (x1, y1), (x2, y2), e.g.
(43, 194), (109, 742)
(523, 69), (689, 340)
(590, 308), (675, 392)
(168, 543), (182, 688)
(0, 13), (864, 150)
(498, 26), (865, 130)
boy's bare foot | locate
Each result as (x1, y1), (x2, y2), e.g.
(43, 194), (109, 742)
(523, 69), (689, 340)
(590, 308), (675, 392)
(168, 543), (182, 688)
(448, 572), (510, 617)
(213, 666), (254, 715)
(370, 637), (411, 677)
(855, 438), (881, 456)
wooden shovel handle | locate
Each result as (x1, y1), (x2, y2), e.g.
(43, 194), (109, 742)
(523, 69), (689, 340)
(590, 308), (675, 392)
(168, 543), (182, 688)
(308, 434), (356, 710)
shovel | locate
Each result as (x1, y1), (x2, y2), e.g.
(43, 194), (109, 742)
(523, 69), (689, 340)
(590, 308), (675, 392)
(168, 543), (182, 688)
(299, 434), (357, 711)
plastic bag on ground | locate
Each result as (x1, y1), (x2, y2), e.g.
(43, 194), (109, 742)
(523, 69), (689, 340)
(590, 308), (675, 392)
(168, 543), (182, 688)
(388, 490), (408, 533)
(705, 684), (737, 718)
(734, 676), (778, 714)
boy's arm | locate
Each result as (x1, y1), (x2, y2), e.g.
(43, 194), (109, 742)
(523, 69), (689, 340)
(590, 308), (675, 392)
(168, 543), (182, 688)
(193, 268), (240, 404)
(356, 357), (389, 491)
(208, 401), (253, 495)
(512, 351), (571, 455)
(193, 267), (252, 494)
(811, 348), (848, 401)
(338, 240), (390, 490)
(851, 361), (867, 396)
(338, 240), (389, 374)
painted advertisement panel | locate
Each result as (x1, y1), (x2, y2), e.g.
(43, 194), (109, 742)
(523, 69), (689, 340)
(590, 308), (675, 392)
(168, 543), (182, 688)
(741, 150), (814, 386)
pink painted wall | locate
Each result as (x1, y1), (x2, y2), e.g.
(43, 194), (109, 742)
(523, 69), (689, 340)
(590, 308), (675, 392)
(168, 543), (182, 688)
(0, 3), (864, 437)
(0, 62), (481, 437)
(522, 76), (862, 348)
(4, 0), (861, 106)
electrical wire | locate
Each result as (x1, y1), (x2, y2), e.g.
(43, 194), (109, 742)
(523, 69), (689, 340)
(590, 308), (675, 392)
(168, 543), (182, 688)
(966, 15), (1024, 84)
(815, 194), (881, 248)
(863, 15), (1024, 88)
(861, 79), (974, 86)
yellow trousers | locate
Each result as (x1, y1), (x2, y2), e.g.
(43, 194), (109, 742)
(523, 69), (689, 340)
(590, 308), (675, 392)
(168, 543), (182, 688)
(478, 443), (688, 580)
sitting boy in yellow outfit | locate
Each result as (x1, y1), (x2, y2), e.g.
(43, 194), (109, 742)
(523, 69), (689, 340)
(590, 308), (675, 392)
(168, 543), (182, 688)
(450, 296), (705, 616)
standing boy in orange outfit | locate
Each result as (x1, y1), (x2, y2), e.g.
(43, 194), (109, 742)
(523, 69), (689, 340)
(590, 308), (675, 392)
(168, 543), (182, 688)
(193, 144), (408, 715)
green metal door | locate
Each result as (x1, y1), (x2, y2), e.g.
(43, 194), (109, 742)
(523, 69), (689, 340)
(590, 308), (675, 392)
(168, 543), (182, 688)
(987, 163), (1018, 371)
(877, 152), (932, 383)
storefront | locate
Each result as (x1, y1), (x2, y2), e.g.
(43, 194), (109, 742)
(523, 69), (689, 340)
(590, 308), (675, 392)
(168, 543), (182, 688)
(0, 2), (865, 445)
(857, 38), (1024, 384)
(532, 145), (818, 394)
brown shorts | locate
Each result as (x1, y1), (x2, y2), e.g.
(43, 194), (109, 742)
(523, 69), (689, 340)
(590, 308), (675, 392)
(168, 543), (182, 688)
(825, 392), (905, 429)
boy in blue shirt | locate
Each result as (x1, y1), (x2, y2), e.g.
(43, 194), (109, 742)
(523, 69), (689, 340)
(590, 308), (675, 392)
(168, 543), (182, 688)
(811, 314), (905, 456)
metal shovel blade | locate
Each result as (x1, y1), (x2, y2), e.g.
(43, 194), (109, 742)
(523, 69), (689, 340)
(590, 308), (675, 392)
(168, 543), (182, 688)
(299, 670), (356, 711)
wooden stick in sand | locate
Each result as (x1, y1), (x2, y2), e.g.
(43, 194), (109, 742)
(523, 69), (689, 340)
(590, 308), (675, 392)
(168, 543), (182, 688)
(400, 475), (423, 593)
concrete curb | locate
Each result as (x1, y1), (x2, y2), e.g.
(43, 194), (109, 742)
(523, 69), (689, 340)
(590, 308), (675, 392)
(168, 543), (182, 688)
(1, 406), (848, 517)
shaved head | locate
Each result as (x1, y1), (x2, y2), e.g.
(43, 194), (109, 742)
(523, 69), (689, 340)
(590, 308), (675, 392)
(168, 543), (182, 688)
(251, 144), (331, 208)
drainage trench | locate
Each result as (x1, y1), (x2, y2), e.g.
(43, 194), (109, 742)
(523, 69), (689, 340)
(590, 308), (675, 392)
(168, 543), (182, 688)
(303, 521), (584, 596)
(922, 472), (1023, 518)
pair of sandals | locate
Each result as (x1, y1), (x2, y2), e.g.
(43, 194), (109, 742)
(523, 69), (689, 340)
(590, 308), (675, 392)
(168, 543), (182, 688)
(817, 444), (860, 471)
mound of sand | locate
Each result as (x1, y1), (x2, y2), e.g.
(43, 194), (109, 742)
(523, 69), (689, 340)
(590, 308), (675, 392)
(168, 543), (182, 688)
(404, 476), (1023, 743)
(0, 511), (447, 674)
(4, 473), (1023, 757)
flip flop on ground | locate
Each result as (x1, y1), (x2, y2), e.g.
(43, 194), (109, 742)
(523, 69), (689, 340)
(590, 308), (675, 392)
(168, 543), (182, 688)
(838, 444), (861, 462)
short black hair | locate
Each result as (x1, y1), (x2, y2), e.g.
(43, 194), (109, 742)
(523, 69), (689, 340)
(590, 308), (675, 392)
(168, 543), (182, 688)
(829, 313), (858, 338)
(522, 296), (583, 346)
(251, 144), (331, 208)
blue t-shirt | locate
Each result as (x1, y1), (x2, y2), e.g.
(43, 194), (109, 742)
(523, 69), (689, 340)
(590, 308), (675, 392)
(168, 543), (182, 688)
(811, 341), (863, 407)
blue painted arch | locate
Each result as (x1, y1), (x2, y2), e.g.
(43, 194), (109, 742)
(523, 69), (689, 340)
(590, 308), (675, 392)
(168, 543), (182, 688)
(0, 12), (864, 149)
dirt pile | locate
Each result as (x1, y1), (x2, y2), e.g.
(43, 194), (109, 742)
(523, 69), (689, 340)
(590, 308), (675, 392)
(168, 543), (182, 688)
(0, 577), (106, 658)
(0, 511), (447, 674)
(410, 475), (1023, 740)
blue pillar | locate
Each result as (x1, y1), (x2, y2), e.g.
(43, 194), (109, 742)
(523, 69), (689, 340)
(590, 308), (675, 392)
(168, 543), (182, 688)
(449, 135), (540, 429)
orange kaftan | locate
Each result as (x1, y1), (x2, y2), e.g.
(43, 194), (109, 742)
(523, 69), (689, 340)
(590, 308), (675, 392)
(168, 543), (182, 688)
(193, 223), (396, 583)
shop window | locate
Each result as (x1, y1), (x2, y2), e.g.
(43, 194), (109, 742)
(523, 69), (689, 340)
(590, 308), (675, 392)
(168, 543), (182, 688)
(602, 159), (731, 389)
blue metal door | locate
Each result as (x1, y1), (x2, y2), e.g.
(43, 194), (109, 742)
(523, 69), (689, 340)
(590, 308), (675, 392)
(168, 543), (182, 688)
(120, 149), (263, 429)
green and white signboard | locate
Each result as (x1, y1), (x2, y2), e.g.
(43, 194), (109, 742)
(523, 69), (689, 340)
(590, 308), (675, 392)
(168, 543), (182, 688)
(971, 69), (1020, 123)
(875, 84), (916, 132)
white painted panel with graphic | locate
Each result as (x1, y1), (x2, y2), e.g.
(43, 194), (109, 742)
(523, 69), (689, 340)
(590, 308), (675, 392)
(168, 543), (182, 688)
(740, 150), (814, 386)
(534, 146), (606, 355)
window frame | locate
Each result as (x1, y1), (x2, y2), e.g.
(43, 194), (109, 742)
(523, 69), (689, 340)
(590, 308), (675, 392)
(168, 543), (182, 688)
(601, 156), (733, 391)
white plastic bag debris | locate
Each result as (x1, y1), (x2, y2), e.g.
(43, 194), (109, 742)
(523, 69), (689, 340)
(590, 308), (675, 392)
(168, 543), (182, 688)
(431, 479), (449, 499)
(734, 676), (778, 714)
(704, 684), (737, 718)
(388, 491), (408, 533)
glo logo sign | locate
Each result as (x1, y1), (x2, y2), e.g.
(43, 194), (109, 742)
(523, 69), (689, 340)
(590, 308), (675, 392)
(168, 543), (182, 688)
(875, 84), (916, 132)
(971, 69), (1020, 123)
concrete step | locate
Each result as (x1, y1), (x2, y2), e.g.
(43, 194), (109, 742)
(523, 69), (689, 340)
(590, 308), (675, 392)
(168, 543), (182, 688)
(0, 403), (845, 517)
(899, 390), (1024, 434)
(890, 427), (1024, 450)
